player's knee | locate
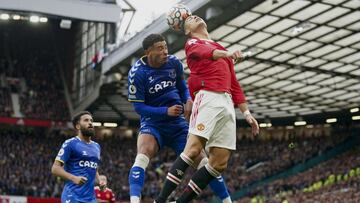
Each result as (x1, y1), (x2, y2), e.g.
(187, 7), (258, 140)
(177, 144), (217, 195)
(214, 162), (228, 173)
(137, 143), (157, 158)
(209, 159), (228, 173)
(184, 147), (202, 160)
(183, 138), (204, 159)
(138, 147), (154, 158)
(137, 134), (159, 158)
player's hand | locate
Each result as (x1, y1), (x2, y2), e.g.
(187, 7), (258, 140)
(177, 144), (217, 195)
(99, 180), (107, 191)
(72, 176), (88, 185)
(244, 113), (259, 136)
(184, 100), (193, 122)
(227, 50), (243, 64)
(167, 105), (183, 117)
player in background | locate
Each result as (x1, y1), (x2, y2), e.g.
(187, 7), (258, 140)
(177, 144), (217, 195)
(95, 175), (116, 203)
(155, 15), (259, 203)
(128, 34), (233, 203)
(51, 111), (106, 203)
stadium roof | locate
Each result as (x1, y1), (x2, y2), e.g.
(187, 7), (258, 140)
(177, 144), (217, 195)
(0, 0), (121, 23)
(89, 0), (360, 124)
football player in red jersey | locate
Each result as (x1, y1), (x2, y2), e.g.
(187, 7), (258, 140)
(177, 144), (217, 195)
(95, 175), (116, 203)
(155, 15), (259, 203)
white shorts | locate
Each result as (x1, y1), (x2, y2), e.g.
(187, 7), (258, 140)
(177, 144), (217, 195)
(189, 90), (236, 150)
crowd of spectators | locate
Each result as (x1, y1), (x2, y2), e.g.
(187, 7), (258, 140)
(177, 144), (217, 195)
(185, 125), (351, 202)
(226, 129), (347, 189)
(0, 55), (13, 117)
(16, 58), (70, 121)
(0, 87), (13, 117)
(242, 147), (360, 203)
(0, 124), (357, 203)
(0, 24), (70, 121)
(0, 127), (65, 197)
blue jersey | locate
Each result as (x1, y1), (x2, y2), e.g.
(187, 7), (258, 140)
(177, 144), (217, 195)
(128, 55), (187, 123)
(55, 136), (101, 203)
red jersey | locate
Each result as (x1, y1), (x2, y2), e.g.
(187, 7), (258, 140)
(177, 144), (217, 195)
(94, 186), (115, 203)
(185, 37), (246, 105)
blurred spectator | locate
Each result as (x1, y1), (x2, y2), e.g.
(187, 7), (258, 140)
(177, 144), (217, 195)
(0, 87), (13, 117)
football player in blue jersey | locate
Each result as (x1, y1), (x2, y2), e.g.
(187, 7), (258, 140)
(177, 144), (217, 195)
(127, 34), (232, 203)
(51, 111), (106, 203)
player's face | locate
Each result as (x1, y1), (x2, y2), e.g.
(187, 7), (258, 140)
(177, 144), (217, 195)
(147, 41), (168, 65)
(99, 175), (107, 184)
(184, 15), (207, 35)
(78, 114), (95, 137)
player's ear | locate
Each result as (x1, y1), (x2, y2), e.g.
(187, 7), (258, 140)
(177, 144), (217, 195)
(144, 49), (149, 55)
(75, 123), (80, 130)
(184, 25), (190, 36)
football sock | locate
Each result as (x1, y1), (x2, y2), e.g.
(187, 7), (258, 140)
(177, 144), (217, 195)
(198, 157), (231, 201)
(176, 164), (220, 203)
(129, 154), (149, 203)
(155, 153), (193, 203)
(209, 176), (231, 202)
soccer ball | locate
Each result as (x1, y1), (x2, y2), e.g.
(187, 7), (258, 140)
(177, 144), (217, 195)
(167, 4), (192, 31)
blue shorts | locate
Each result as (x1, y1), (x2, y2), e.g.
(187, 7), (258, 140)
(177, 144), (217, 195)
(139, 117), (188, 155)
(61, 190), (96, 203)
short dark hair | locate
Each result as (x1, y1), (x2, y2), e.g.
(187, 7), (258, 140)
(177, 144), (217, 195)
(142, 34), (165, 51)
(72, 111), (92, 128)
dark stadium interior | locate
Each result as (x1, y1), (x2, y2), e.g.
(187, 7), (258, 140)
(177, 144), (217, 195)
(0, 19), (73, 120)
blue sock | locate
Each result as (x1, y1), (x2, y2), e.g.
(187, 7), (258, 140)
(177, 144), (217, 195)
(209, 175), (230, 200)
(128, 166), (145, 197)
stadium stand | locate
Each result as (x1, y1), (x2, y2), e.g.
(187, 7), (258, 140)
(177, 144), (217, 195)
(0, 24), (70, 121)
(0, 87), (13, 117)
(0, 0), (359, 202)
(0, 124), (357, 202)
(0, 128), (70, 197)
(243, 147), (360, 203)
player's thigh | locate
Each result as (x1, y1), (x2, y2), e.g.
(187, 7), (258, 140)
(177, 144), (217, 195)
(207, 110), (236, 151)
(166, 120), (189, 156)
(137, 133), (159, 158)
(189, 91), (224, 142)
(206, 92), (236, 151)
